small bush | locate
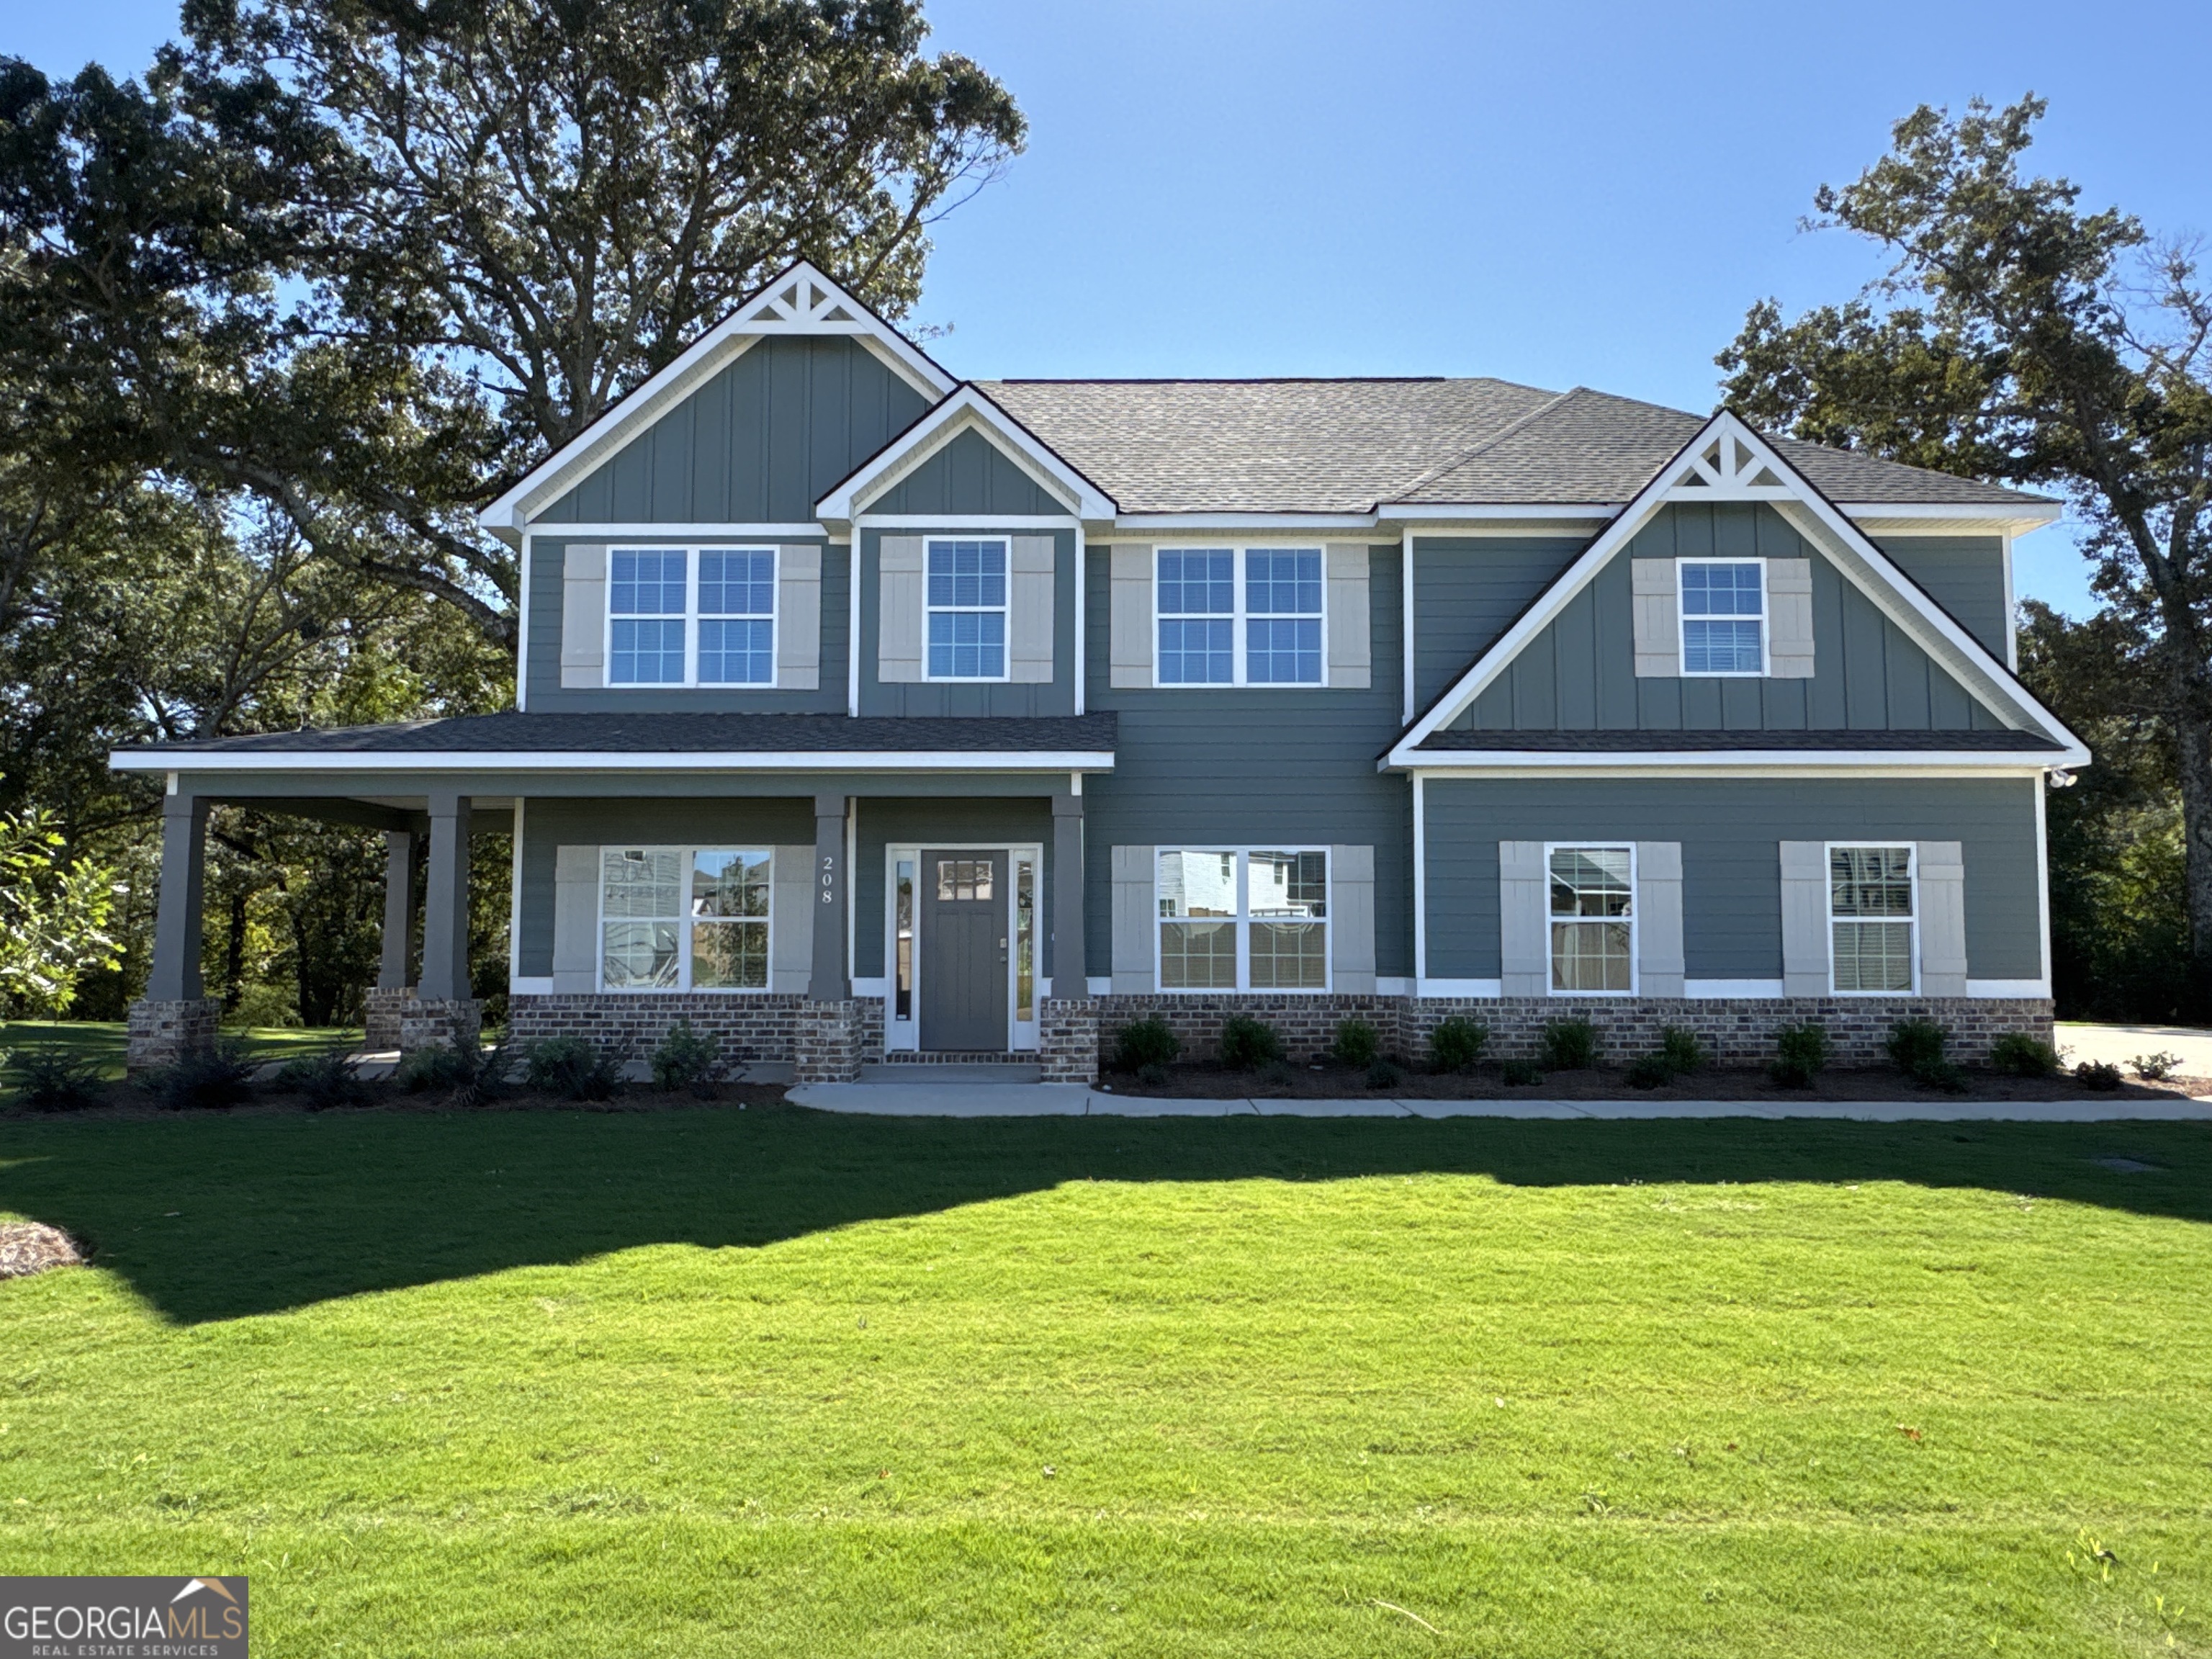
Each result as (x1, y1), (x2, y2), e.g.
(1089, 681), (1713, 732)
(2129, 1051), (2183, 1082)
(397, 1045), (477, 1094)
(1331, 1018), (1380, 1068)
(1365, 1058), (1403, 1091)
(276, 1049), (367, 1110)
(650, 1020), (721, 1097)
(1428, 1017), (1488, 1074)
(1501, 1057), (1544, 1087)
(1541, 1017), (1598, 1071)
(1114, 1018), (1181, 1072)
(6, 1046), (106, 1112)
(1771, 1022), (1832, 1087)
(143, 1042), (256, 1111)
(454, 1043), (518, 1109)
(1658, 1027), (1707, 1075)
(1887, 1019), (1964, 1092)
(2074, 1059), (2123, 1092)
(526, 1035), (624, 1102)
(1135, 1061), (1169, 1088)
(1218, 1015), (1283, 1071)
(1988, 1033), (2062, 1078)
(1627, 1053), (1675, 1090)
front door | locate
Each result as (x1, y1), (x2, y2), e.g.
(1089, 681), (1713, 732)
(920, 850), (1007, 1052)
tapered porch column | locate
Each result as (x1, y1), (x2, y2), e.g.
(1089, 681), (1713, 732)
(807, 792), (850, 1002)
(377, 829), (420, 990)
(418, 793), (472, 1001)
(1051, 789), (1087, 996)
(127, 791), (221, 1071)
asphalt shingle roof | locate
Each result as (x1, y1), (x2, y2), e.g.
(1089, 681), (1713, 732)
(132, 711), (1118, 756)
(976, 379), (2044, 513)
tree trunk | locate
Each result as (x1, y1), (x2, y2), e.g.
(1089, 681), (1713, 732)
(224, 889), (248, 1012)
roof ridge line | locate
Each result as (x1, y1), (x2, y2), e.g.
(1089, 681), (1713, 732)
(1376, 386), (1587, 504)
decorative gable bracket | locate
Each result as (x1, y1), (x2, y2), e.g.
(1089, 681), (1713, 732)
(1663, 427), (1796, 500)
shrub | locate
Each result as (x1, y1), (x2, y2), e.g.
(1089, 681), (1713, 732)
(650, 1020), (721, 1096)
(1365, 1058), (1403, 1091)
(2074, 1059), (2123, 1092)
(1887, 1019), (1964, 1091)
(1771, 1022), (1832, 1087)
(1987, 1033), (2062, 1077)
(1500, 1057), (1544, 1087)
(143, 1042), (256, 1111)
(1657, 1027), (1707, 1075)
(1428, 1017), (1488, 1074)
(6, 1046), (106, 1112)
(1541, 1017), (1598, 1071)
(1218, 1015), (1282, 1071)
(276, 1049), (367, 1110)
(1627, 1053), (1675, 1090)
(1331, 1018), (1380, 1068)
(526, 1035), (624, 1102)
(1135, 1061), (1169, 1088)
(2130, 1051), (2183, 1082)
(1114, 1018), (1181, 1072)
(397, 1044), (475, 1094)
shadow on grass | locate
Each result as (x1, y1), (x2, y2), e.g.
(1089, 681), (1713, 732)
(1, 1102), (2207, 1324)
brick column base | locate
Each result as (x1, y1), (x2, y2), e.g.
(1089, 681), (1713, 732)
(125, 997), (225, 1073)
(399, 997), (482, 1055)
(363, 986), (415, 1051)
(794, 999), (864, 1084)
(1040, 998), (1100, 1084)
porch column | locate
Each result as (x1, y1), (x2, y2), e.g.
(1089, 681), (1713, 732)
(1052, 790), (1087, 996)
(808, 792), (850, 1002)
(418, 792), (472, 1002)
(146, 791), (211, 1002)
(376, 829), (419, 990)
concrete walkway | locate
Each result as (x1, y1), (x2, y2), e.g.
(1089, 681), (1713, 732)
(2057, 1022), (2212, 1077)
(788, 1081), (2212, 1122)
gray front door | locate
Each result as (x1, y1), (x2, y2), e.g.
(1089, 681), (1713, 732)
(921, 850), (1007, 1051)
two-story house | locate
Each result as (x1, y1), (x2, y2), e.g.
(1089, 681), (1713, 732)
(113, 262), (2085, 1079)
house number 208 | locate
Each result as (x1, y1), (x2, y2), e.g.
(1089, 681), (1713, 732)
(820, 854), (837, 902)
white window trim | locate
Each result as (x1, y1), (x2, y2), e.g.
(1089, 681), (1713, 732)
(1543, 841), (1637, 998)
(923, 536), (1013, 683)
(1154, 846), (1332, 993)
(1152, 546), (1329, 688)
(604, 545), (780, 688)
(595, 845), (775, 994)
(1676, 555), (1769, 678)
(1825, 840), (1919, 996)
(881, 842), (1044, 1051)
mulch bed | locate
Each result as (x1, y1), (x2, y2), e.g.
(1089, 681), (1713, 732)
(0, 1221), (85, 1280)
(1097, 1062), (2208, 1104)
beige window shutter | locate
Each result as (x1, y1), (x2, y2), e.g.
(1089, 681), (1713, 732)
(1110, 845), (1156, 992)
(1779, 840), (1830, 996)
(1916, 840), (1968, 994)
(1634, 841), (1686, 997)
(1324, 544), (1371, 688)
(774, 546), (821, 691)
(552, 845), (600, 992)
(1009, 535), (1056, 683)
(878, 536), (926, 683)
(560, 544), (606, 689)
(1499, 840), (1549, 997)
(1329, 844), (1376, 993)
(1631, 557), (1679, 678)
(1767, 557), (1815, 678)
(1110, 545), (1154, 688)
(770, 845), (815, 992)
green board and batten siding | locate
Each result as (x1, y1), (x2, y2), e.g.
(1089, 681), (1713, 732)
(1420, 777), (2042, 982)
(856, 528), (1079, 719)
(1871, 534), (2011, 660)
(868, 429), (1066, 516)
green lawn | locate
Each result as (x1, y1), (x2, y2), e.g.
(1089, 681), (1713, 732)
(1, 1019), (361, 1079)
(1, 1105), (2207, 1655)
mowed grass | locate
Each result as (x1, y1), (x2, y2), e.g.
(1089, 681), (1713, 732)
(1, 1020), (360, 1080)
(1, 1106), (2208, 1656)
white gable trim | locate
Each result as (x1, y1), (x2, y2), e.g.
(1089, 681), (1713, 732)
(477, 261), (956, 539)
(814, 385), (1117, 528)
(1385, 410), (2087, 769)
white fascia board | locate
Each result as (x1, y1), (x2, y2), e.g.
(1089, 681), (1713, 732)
(863, 513), (1077, 529)
(1399, 757), (2068, 778)
(112, 749), (1118, 775)
(480, 260), (956, 535)
(816, 387), (1116, 526)
(1840, 500), (2063, 534)
(529, 522), (829, 541)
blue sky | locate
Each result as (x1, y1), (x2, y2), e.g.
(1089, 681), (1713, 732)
(19, 1), (2212, 615)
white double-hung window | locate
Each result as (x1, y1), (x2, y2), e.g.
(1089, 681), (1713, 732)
(1549, 845), (1635, 992)
(1829, 844), (1915, 992)
(926, 539), (1007, 678)
(607, 547), (778, 685)
(1156, 848), (1328, 989)
(1155, 548), (1323, 685)
(601, 848), (772, 991)
(1678, 559), (1766, 675)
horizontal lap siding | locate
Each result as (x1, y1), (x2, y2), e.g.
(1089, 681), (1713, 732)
(1083, 544), (1412, 981)
(525, 537), (849, 713)
(858, 528), (1078, 716)
(1421, 776), (2041, 981)
(853, 798), (1056, 980)
(516, 797), (815, 977)
(1412, 538), (1584, 712)
(1450, 505), (2008, 734)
